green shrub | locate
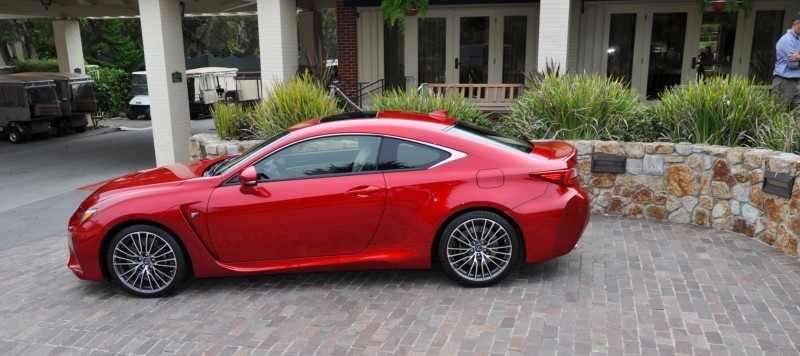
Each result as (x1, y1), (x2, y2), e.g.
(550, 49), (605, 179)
(654, 76), (791, 148)
(86, 66), (131, 116)
(11, 58), (59, 73)
(250, 72), (342, 138)
(509, 72), (640, 140)
(210, 102), (256, 140)
(617, 106), (666, 143)
(369, 88), (493, 129)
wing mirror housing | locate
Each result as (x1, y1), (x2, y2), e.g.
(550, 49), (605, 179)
(239, 166), (258, 187)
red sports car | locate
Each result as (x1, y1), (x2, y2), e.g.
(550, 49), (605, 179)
(68, 110), (589, 297)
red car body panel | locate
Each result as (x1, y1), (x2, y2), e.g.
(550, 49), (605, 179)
(68, 111), (590, 282)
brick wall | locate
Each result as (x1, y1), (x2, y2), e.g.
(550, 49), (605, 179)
(336, 0), (359, 102)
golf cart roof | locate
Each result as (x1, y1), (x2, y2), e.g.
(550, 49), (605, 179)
(0, 75), (56, 89)
(8, 72), (93, 84)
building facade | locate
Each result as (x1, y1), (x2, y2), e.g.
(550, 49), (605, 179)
(339, 0), (799, 101)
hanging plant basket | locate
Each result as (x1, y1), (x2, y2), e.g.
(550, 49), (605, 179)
(712, 0), (727, 10)
(382, 0), (429, 30)
(700, 0), (753, 16)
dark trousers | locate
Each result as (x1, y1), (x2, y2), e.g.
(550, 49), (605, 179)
(773, 76), (800, 110)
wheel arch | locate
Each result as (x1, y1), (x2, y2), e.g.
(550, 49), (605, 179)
(430, 207), (526, 265)
(98, 219), (194, 280)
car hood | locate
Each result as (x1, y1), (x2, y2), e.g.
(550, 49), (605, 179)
(79, 157), (225, 209)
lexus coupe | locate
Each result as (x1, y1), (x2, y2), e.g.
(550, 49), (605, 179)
(68, 111), (589, 297)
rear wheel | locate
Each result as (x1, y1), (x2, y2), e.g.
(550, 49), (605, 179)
(106, 225), (189, 297)
(438, 211), (520, 287)
(144, 108), (151, 120)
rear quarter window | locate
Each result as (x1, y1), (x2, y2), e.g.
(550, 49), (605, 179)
(379, 138), (450, 170)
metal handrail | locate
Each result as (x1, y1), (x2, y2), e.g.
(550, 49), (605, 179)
(328, 82), (361, 112)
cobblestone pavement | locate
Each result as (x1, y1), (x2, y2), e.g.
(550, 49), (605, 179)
(2, 215), (800, 355)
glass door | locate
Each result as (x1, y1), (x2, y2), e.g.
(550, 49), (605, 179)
(418, 17), (448, 84)
(606, 13), (640, 85)
(747, 10), (786, 85)
(643, 12), (688, 100)
(455, 15), (491, 84)
(695, 11), (738, 81)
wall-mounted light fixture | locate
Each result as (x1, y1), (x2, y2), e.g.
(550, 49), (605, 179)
(762, 171), (795, 198)
(41, 0), (52, 11)
(591, 153), (627, 174)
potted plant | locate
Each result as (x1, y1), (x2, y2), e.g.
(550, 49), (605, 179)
(381, 0), (429, 30)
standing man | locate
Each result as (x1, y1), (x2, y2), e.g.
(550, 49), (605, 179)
(774, 12), (800, 110)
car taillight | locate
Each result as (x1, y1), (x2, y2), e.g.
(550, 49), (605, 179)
(530, 167), (579, 187)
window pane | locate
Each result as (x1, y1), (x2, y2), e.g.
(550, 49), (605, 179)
(749, 10), (785, 85)
(459, 16), (489, 84)
(697, 11), (737, 81)
(419, 18), (447, 84)
(256, 136), (381, 179)
(646, 12), (687, 100)
(503, 16), (527, 84)
(379, 138), (450, 170)
(607, 13), (637, 85)
(384, 24), (405, 90)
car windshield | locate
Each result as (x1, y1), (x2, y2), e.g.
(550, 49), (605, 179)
(131, 74), (148, 96)
(211, 131), (289, 176)
(446, 122), (533, 154)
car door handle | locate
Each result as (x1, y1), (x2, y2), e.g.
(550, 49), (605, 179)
(346, 185), (381, 197)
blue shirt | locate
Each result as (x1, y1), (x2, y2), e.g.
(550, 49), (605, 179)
(775, 29), (800, 78)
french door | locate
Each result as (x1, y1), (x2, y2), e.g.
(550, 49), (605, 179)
(409, 7), (536, 85)
(602, 5), (696, 99)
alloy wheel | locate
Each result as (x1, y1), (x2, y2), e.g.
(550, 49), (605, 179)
(111, 231), (179, 294)
(445, 218), (513, 282)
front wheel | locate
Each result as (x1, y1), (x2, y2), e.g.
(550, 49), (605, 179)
(8, 130), (24, 144)
(438, 211), (520, 287)
(106, 225), (189, 297)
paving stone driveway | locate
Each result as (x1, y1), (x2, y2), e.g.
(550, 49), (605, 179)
(1, 215), (800, 355)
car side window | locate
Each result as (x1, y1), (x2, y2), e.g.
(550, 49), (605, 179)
(378, 138), (451, 171)
(253, 135), (381, 180)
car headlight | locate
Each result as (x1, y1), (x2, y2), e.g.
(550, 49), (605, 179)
(80, 208), (97, 224)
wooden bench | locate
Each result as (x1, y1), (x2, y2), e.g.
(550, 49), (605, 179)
(423, 83), (523, 114)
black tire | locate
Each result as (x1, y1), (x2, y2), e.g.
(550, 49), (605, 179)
(74, 127), (87, 133)
(50, 125), (62, 137)
(125, 107), (138, 120)
(438, 211), (520, 287)
(8, 131), (24, 144)
(106, 224), (189, 297)
(144, 108), (151, 121)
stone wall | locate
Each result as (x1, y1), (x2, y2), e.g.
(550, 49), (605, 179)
(189, 134), (800, 259)
(189, 134), (262, 161)
(573, 141), (800, 258)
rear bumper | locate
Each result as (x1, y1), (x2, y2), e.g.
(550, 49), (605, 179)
(513, 185), (590, 264)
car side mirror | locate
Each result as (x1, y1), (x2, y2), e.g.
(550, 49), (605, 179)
(239, 166), (258, 187)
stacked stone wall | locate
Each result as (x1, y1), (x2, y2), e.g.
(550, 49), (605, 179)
(190, 134), (800, 259)
(572, 141), (800, 257)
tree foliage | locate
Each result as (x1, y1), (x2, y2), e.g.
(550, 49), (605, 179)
(183, 16), (259, 58)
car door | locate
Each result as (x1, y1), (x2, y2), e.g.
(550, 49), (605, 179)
(206, 135), (386, 263)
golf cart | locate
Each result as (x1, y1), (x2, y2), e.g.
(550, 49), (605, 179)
(126, 67), (238, 120)
(9, 72), (95, 135)
(0, 75), (61, 144)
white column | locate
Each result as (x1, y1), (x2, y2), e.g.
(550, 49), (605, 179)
(53, 20), (85, 74)
(139, 0), (190, 166)
(537, 0), (571, 73)
(258, 0), (298, 90)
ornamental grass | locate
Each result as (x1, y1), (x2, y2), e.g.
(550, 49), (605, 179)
(653, 76), (795, 150)
(508, 72), (640, 140)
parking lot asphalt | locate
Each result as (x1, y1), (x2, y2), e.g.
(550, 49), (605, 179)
(1, 215), (799, 355)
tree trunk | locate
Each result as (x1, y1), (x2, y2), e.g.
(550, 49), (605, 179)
(0, 41), (13, 65)
(195, 17), (218, 57)
(19, 21), (38, 60)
